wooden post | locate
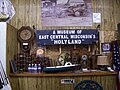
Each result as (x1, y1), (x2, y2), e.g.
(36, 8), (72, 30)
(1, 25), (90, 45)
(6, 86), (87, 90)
(59, 45), (62, 54)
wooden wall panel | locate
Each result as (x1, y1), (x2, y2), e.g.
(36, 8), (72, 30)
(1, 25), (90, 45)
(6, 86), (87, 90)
(8, 0), (120, 50)
(9, 0), (120, 31)
(10, 75), (116, 90)
(7, 0), (120, 90)
(9, 0), (120, 42)
(7, 0), (120, 70)
(104, 30), (116, 42)
(6, 24), (18, 79)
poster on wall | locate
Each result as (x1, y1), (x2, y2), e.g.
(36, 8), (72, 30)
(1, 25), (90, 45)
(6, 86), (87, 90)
(41, 0), (93, 26)
(36, 29), (98, 45)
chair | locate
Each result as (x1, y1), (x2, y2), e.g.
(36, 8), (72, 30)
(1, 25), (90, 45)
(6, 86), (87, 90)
(74, 80), (103, 90)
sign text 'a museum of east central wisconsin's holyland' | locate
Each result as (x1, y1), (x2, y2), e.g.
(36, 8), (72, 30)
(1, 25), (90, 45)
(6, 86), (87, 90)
(36, 29), (99, 45)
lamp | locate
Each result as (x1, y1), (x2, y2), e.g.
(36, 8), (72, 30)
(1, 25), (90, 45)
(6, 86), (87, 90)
(97, 56), (109, 71)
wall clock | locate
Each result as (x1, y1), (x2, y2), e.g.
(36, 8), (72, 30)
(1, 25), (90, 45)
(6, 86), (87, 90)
(17, 26), (34, 53)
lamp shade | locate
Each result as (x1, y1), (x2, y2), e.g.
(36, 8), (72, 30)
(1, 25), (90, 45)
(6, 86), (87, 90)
(97, 56), (109, 65)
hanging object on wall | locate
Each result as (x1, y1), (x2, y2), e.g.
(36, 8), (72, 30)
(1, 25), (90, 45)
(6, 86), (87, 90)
(36, 29), (99, 45)
(101, 43), (111, 53)
(41, 0), (93, 26)
(17, 26), (35, 53)
(93, 13), (101, 23)
(0, 0), (15, 22)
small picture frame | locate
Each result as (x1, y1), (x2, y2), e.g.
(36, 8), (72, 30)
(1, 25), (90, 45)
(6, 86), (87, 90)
(101, 43), (111, 53)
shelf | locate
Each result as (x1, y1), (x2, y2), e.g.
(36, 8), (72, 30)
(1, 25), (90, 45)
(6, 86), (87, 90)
(9, 71), (117, 77)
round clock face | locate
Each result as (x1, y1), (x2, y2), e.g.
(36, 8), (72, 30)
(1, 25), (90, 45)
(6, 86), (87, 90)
(17, 26), (34, 42)
(20, 29), (32, 41)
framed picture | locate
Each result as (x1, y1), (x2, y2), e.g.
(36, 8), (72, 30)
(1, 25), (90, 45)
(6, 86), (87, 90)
(41, 0), (93, 27)
(101, 43), (111, 53)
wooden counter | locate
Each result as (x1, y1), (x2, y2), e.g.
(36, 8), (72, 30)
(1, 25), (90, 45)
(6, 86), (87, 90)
(9, 71), (117, 90)
(10, 71), (117, 77)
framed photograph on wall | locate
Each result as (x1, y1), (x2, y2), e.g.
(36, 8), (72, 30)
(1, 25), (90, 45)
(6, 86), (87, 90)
(101, 43), (111, 53)
(41, 0), (93, 27)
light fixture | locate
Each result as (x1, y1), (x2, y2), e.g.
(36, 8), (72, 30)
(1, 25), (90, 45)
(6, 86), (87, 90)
(36, 47), (45, 57)
(97, 55), (110, 71)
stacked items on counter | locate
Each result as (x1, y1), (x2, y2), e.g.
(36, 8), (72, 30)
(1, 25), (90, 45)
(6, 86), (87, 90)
(10, 53), (50, 73)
